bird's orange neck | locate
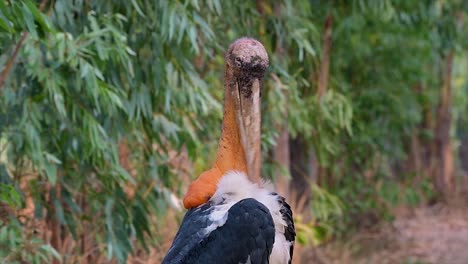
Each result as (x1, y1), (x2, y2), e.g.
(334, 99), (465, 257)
(183, 68), (247, 209)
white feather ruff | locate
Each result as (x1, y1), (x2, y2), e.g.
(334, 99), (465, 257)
(203, 171), (292, 264)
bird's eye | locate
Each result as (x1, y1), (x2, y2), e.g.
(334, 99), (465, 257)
(234, 57), (242, 68)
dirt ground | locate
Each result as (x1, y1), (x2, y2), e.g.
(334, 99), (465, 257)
(301, 204), (468, 264)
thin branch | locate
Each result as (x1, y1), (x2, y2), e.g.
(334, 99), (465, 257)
(316, 12), (333, 99)
(0, 0), (49, 90)
(0, 33), (28, 89)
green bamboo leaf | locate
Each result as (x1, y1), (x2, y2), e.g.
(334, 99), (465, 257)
(0, 1), (14, 21)
(0, 183), (21, 208)
(44, 152), (62, 164)
(53, 199), (65, 224)
(131, 0), (146, 17)
(21, 3), (36, 36)
(114, 166), (135, 184)
(44, 163), (57, 184)
(39, 245), (62, 261)
(0, 16), (12, 32)
(23, 0), (52, 33)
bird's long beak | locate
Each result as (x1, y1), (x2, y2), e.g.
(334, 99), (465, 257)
(232, 78), (262, 184)
(183, 38), (268, 209)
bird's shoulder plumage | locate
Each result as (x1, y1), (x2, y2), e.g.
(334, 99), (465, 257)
(162, 198), (275, 264)
(163, 171), (295, 264)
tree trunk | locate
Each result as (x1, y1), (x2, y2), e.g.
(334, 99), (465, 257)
(269, 2), (292, 199)
(404, 84), (426, 185)
(316, 13), (333, 98)
(433, 51), (455, 198)
(460, 134), (468, 195)
(460, 134), (468, 174)
(48, 182), (62, 264)
(274, 125), (290, 197)
(316, 12), (333, 186)
(290, 136), (311, 202)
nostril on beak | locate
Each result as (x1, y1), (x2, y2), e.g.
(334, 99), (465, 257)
(235, 57), (242, 68)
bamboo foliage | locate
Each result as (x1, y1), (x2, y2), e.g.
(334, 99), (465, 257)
(0, 0), (467, 263)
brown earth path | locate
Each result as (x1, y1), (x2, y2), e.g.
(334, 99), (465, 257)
(301, 204), (468, 264)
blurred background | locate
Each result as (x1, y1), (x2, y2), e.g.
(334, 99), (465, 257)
(0, 1), (467, 263)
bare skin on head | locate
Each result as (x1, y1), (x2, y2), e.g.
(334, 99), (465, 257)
(183, 38), (269, 209)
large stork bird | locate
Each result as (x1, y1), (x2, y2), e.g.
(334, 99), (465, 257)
(162, 38), (295, 264)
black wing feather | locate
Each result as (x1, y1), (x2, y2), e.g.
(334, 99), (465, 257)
(162, 198), (275, 264)
(162, 203), (214, 263)
(277, 195), (296, 264)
